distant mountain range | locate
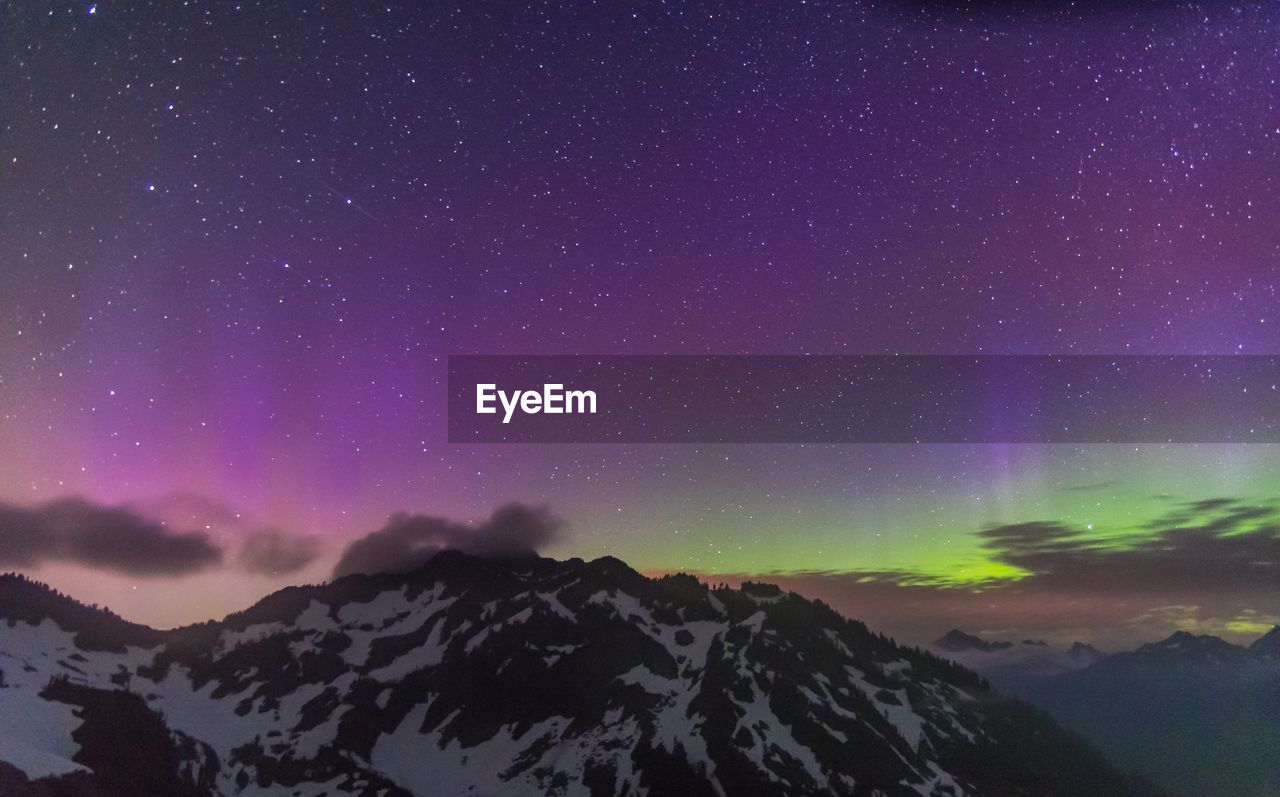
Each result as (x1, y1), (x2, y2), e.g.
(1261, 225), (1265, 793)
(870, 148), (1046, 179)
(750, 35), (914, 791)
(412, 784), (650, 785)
(932, 626), (1280, 797)
(0, 554), (1164, 797)
(930, 630), (1104, 692)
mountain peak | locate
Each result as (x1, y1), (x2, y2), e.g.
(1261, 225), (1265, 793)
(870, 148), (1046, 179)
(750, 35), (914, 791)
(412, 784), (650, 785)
(1067, 641), (1105, 664)
(934, 627), (995, 652)
(1132, 630), (1246, 663)
(935, 628), (1024, 652)
(1151, 629), (1218, 647)
(1248, 625), (1280, 657)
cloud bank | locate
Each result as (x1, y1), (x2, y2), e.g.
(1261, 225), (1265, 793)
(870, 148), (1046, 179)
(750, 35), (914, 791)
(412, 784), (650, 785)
(0, 498), (223, 576)
(0, 496), (554, 582)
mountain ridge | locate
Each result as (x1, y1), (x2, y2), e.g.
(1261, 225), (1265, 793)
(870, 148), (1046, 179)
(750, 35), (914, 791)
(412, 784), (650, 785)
(1008, 626), (1280, 797)
(0, 554), (1166, 797)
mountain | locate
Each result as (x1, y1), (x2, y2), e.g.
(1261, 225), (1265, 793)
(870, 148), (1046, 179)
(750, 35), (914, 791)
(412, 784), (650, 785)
(1247, 625), (1280, 658)
(1020, 629), (1280, 797)
(1124, 629), (1250, 665)
(930, 631), (1102, 692)
(0, 557), (1164, 797)
(934, 629), (1009, 654)
(1065, 642), (1104, 667)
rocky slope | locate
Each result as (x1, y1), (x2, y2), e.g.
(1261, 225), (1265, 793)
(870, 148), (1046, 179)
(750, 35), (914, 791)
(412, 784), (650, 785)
(0, 554), (1163, 796)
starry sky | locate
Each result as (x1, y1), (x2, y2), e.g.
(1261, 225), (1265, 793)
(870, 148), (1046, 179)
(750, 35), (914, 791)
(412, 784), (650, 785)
(3, 0), (1280, 644)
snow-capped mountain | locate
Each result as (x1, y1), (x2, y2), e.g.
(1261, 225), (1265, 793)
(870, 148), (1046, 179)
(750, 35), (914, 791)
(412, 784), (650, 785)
(0, 553), (1164, 797)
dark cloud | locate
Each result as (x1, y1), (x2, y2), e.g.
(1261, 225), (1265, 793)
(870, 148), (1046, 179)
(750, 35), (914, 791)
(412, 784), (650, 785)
(0, 498), (223, 576)
(333, 503), (562, 578)
(238, 530), (321, 575)
(0, 495), (560, 583)
(973, 500), (1280, 595)
(688, 498), (1280, 648)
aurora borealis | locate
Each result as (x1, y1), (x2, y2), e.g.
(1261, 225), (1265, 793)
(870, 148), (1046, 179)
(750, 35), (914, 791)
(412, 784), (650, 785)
(3, 1), (1280, 644)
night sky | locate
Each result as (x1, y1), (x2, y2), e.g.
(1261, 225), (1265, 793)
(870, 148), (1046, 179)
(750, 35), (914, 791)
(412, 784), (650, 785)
(3, 1), (1280, 645)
